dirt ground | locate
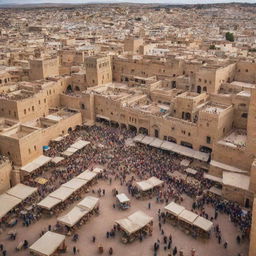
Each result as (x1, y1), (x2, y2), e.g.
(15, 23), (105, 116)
(0, 177), (249, 256)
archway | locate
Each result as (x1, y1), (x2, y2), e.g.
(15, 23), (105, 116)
(68, 127), (72, 133)
(120, 123), (127, 129)
(139, 127), (148, 135)
(197, 86), (201, 93)
(66, 84), (73, 93)
(185, 112), (191, 121)
(110, 121), (119, 128)
(128, 125), (137, 133)
(75, 86), (80, 91)
(171, 81), (176, 88)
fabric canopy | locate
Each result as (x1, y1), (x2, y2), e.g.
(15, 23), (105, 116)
(178, 210), (198, 225)
(77, 170), (97, 181)
(49, 186), (74, 201)
(57, 206), (89, 227)
(0, 193), (22, 219)
(136, 177), (163, 191)
(71, 140), (90, 150)
(62, 178), (88, 191)
(193, 216), (213, 232)
(6, 184), (37, 200)
(77, 196), (99, 211)
(21, 155), (52, 174)
(165, 202), (185, 217)
(51, 157), (65, 164)
(116, 193), (130, 204)
(37, 196), (62, 210)
(29, 231), (65, 256)
(116, 211), (153, 235)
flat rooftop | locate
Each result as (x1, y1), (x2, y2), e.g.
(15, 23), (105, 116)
(218, 130), (247, 148)
(202, 103), (229, 114)
(231, 81), (256, 89)
(1, 125), (39, 139)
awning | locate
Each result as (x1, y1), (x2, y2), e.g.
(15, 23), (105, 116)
(210, 160), (247, 174)
(178, 210), (198, 225)
(193, 216), (213, 232)
(116, 193), (130, 204)
(0, 193), (22, 219)
(77, 196), (99, 211)
(6, 184), (37, 201)
(49, 186), (74, 202)
(29, 231), (65, 256)
(141, 136), (155, 145)
(133, 134), (145, 143)
(208, 187), (222, 196)
(62, 178), (88, 191)
(77, 170), (97, 181)
(149, 138), (163, 148)
(164, 202), (185, 217)
(136, 177), (163, 192)
(21, 155), (52, 174)
(71, 140), (90, 150)
(203, 173), (223, 183)
(57, 206), (89, 228)
(37, 196), (62, 210)
(62, 147), (79, 156)
(51, 157), (65, 164)
(92, 167), (104, 174)
(116, 211), (153, 235)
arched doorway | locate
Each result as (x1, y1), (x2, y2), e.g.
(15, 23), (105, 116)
(68, 127), (72, 133)
(197, 86), (201, 93)
(110, 121), (119, 128)
(66, 84), (73, 92)
(128, 125), (137, 133)
(139, 127), (148, 135)
(120, 123), (127, 129)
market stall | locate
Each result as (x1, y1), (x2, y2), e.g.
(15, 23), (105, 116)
(29, 231), (66, 255)
(178, 209), (198, 233)
(164, 202), (185, 223)
(115, 211), (153, 243)
(116, 193), (130, 210)
(136, 177), (163, 199)
(193, 216), (213, 238)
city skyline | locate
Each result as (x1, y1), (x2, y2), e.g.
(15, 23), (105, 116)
(1, 0), (256, 5)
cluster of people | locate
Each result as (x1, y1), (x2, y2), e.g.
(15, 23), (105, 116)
(0, 123), (252, 256)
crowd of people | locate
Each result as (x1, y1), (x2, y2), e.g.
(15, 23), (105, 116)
(0, 123), (252, 256)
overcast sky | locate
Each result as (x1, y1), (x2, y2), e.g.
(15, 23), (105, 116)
(1, 0), (256, 5)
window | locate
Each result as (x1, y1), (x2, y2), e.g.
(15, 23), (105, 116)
(246, 69), (248, 72)
(206, 136), (211, 144)
(24, 109), (26, 115)
(34, 145), (37, 150)
(28, 148), (31, 154)
(241, 113), (248, 118)
(32, 106), (34, 111)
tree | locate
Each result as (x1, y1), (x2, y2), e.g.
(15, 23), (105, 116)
(225, 32), (234, 42)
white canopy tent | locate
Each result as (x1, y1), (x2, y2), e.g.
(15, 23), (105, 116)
(21, 155), (52, 174)
(136, 177), (163, 192)
(180, 159), (191, 167)
(133, 134), (145, 143)
(193, 216), (213, 232)
(6, 184), (37, 201)
(164, 202), (185, 217)
(0, 193), (22, 219)
(204, 173), (223, 183)
(178, 209), (198, 225)
(49, 186), (74, 202)
(77, 196), (99, 211)
(71, 140), (90, 150)
(116, 193), (130, 204)
(37, 196), (62, 210)
(116, 211), (153, 235)
(77, 170), (97, 181)
(51, 156), (65, 164)
(29, 231), (65, 256)
(92, 167), (104, 174)
(62, 178), (88, 191)
(57, 206), (89, 227)
(134, 136), (210, 162)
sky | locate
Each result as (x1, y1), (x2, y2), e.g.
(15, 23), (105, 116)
(1, 0), (256, 5)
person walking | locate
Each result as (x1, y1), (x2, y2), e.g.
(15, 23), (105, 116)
(109, 247), (113, 255)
